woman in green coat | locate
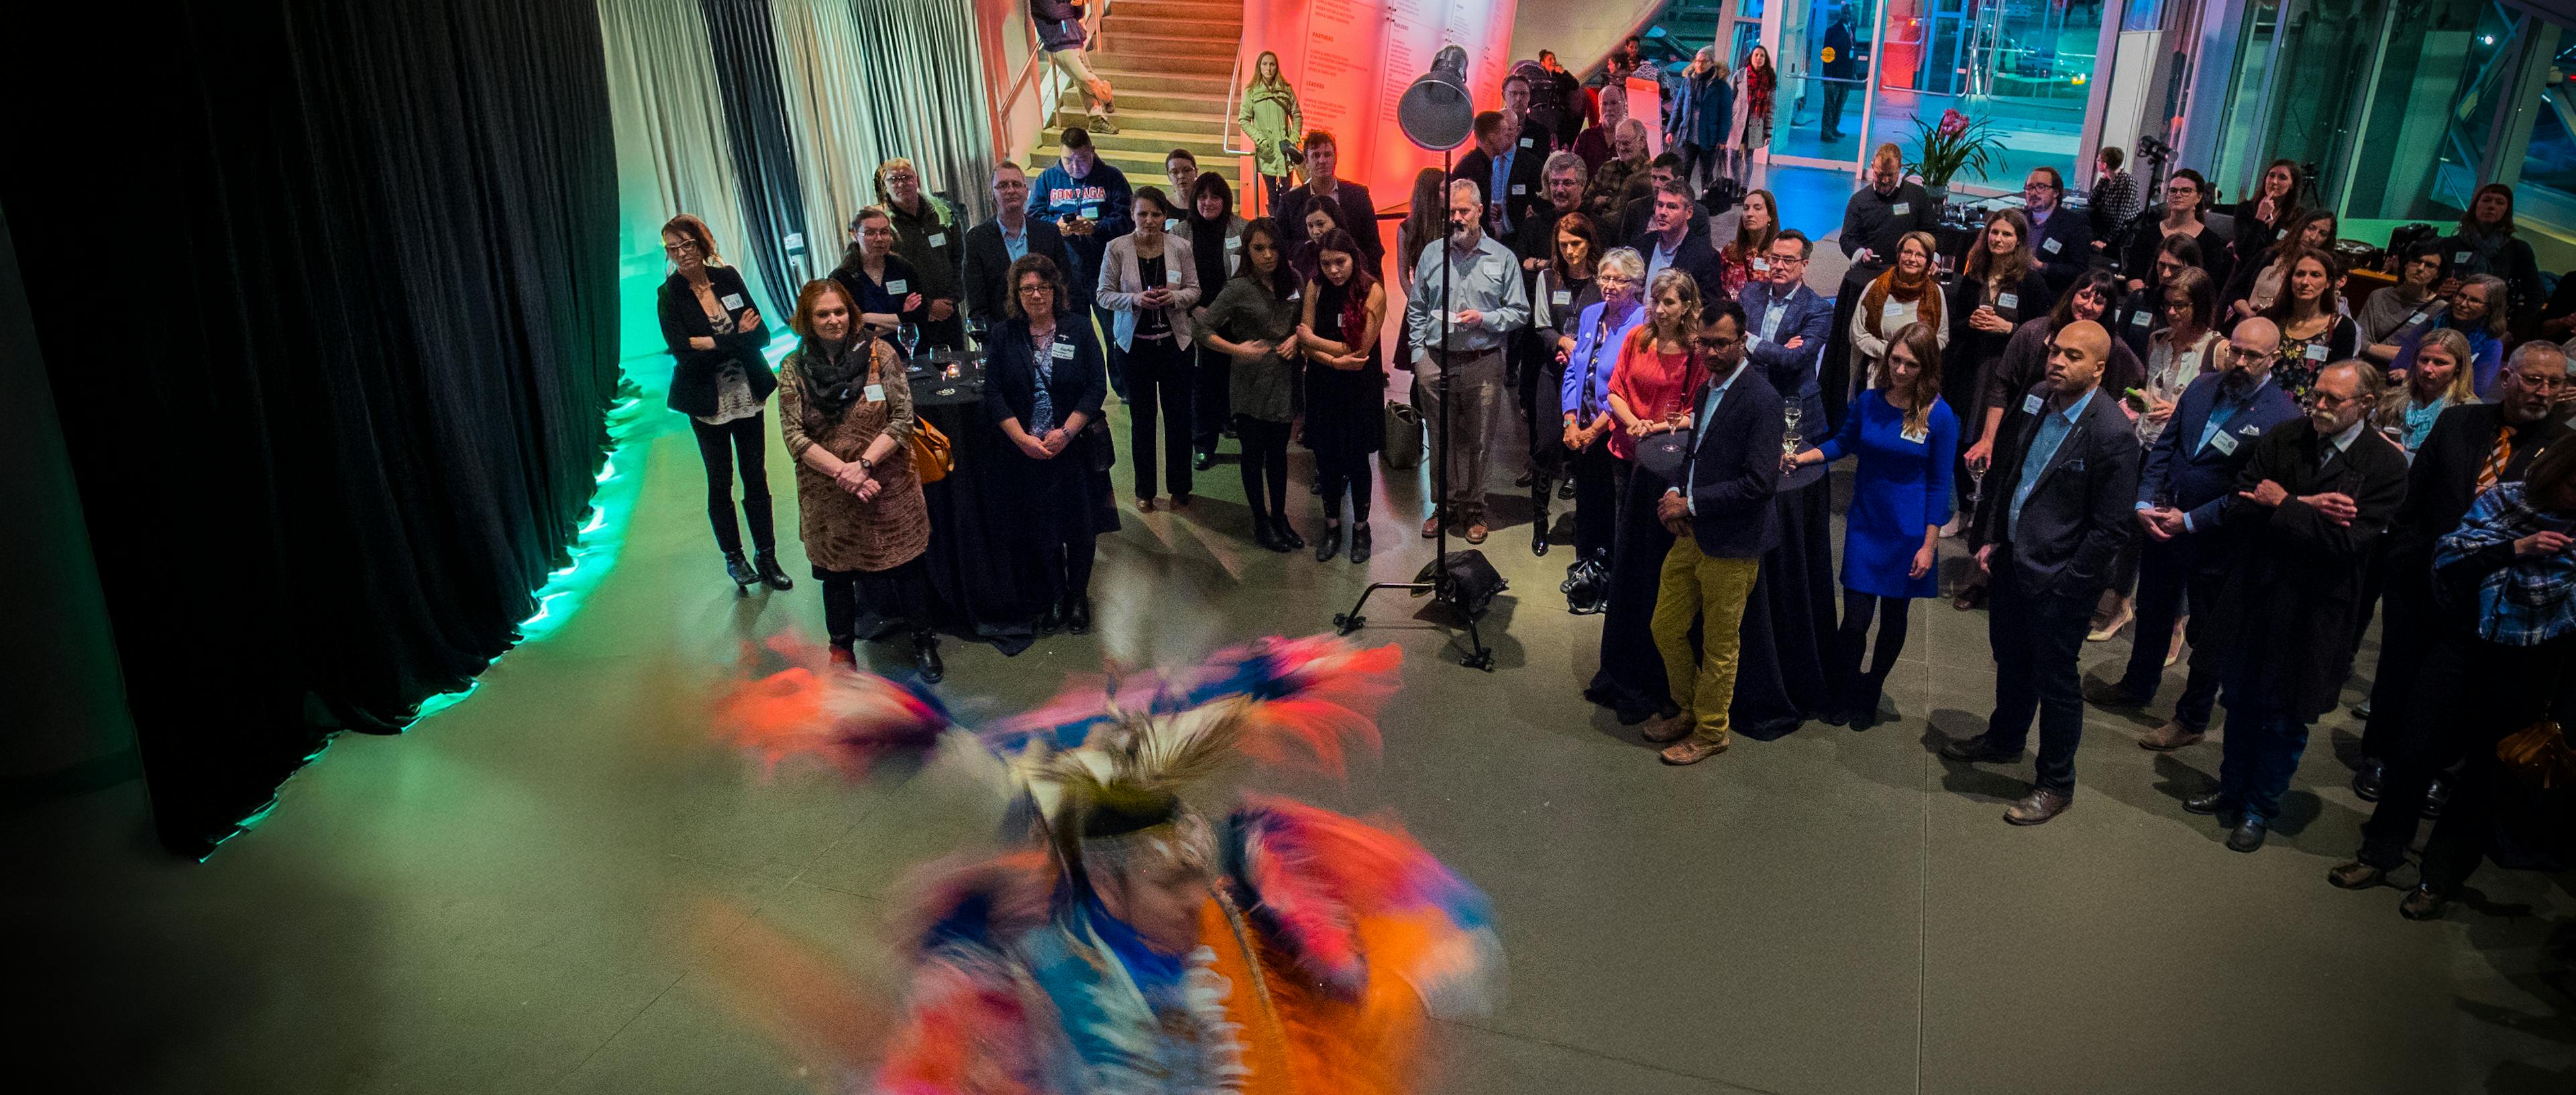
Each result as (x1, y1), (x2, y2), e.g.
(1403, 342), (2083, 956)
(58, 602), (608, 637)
(1237, 51), (1303, 211)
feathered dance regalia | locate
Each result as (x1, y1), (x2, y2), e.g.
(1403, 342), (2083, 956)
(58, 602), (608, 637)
(716, 635), (1502, 1094)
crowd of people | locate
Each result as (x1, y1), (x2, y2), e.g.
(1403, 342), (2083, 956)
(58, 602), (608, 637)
(659, 30), (2576, 929)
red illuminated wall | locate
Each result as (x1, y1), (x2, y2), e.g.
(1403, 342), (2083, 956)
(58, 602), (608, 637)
(1237, 0), (1523, 223)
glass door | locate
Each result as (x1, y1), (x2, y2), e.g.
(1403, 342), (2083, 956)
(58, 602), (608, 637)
(1770, 0), (1888, 170)
(1879, 0), (2106, 191)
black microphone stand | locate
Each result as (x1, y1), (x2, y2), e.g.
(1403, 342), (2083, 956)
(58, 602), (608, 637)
(1333, 148), (1495, 671)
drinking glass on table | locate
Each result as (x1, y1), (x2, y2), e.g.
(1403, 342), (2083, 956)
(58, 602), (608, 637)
(898, 322), (921, 362)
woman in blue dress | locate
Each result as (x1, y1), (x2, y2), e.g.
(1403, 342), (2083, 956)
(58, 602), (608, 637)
(1785, 321), (1956, 729)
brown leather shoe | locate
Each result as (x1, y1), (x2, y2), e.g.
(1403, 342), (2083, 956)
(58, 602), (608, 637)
(1639, 711), (1694, 743)
(2138, 721), (2206, 751)
(1659, 737), (1729, 765)
(2003, 788), (2073, 825)
(1464, 521), (1489, 544)
(2398, 885), (2449, 921)
(2327, 861), (2386, 890)
(1421, 515), (1444, 539)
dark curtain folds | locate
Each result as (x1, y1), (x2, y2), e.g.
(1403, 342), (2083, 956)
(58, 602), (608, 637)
(3, 0), (619, 855)
(700, 0), (812, 311)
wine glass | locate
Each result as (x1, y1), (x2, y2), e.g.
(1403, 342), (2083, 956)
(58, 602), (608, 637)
(1780, 405), (1803, 476)
(898, 322), (921, 362)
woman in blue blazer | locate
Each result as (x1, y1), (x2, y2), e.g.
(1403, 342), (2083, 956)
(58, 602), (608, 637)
(983, 254), (1114, 635)
(1787, 320), (1957, 728)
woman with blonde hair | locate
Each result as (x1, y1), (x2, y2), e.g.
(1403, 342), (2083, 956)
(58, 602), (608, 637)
(1237, 50), (1303, 209)
(1786, 319), (1956, 727)
(777, 279), (938, 680)
(1847, 230), (1947, 395)
(2379, 326), (2481, 458)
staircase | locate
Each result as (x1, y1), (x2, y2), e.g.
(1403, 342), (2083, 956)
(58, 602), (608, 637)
(1043, 0), (1244, 193)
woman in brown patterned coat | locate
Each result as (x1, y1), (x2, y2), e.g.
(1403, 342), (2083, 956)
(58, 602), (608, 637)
(779, 279), (942, 682)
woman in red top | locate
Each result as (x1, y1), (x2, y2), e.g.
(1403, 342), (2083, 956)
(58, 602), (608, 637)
(1585, 268), (1710, 723)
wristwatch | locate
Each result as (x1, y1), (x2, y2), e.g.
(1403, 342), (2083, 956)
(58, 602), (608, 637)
(855, 457), (875, 473)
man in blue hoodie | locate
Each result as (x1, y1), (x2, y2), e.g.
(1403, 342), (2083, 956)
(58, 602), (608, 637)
(1027, 127), (1135, 397)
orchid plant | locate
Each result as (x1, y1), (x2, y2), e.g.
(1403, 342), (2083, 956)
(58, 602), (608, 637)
(1905, 109), (2004, 189)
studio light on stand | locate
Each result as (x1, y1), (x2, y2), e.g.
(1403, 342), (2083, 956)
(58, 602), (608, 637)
(1332, 44), (1503, 672)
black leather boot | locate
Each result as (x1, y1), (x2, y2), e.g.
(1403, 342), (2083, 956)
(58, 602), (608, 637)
(752, 551), (794, 591)
(1272, 517), (1305, 552)
(724, 552), (757, 594)
(913, 631), (945, 683)
(1348, 525), (1373, 564)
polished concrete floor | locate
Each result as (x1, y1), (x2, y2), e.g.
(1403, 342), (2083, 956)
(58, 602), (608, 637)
(17, 266), (2576, 1092)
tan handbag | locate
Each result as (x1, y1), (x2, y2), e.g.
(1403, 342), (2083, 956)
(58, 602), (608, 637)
(2498, 719), (2576, 791)
(910, 417), (952, 484)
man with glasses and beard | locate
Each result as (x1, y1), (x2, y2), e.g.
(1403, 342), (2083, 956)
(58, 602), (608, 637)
(2187, 359), (2408, 852)
(2087, 317), (2302, 748)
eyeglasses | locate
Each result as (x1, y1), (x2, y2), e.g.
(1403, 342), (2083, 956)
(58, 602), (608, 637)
(1017, 285), (1053, 296)
(2518, 371), (2571, 392)
(2311, 390), (2367, 408)
(882, 172), (919, 185)
(2224, 346), (2271, 360)
(663, 240), (700, 253)
(1694, 335), (1743, 352)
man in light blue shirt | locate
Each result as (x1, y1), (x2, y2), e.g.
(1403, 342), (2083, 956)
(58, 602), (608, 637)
(1403, 178), (1529, 543)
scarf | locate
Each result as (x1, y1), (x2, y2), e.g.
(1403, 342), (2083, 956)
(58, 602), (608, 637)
(796, 331), (874, 435)
(1859, 265), (1941, 340)
(1745, 65), (1775, 119)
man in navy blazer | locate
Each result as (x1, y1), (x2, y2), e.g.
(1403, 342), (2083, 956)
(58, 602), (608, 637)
(961, 161), (1075, 329)
(1944, 319), (2141, 825)
(2021, 166), (2096, 293)
(1452, 111), (1548, 238)
(1640, 300), (1787, 766)
(1737, 229), (1834, 492)
(2088, 317), (2302, 747)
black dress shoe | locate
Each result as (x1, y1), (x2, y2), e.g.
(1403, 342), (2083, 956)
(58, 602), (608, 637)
(1532, 528), (1550, 556)
(2352, 758), (2385, 801)
(2423, 776), (2449, 819)
(2082, 680), (2143, 708)
(1272, 517), (1305, 551)
(724, 552), (757, 594)
(1193, 450), (1215, 471)
(1348, 525), (1373, 564)
(1035, 601), (1064, 635)
(1252, 521), (1284, 552)
(2181, 790), (2233, 817)
(1316, 523), (1342, 562)
(2224, 817), (2269, 853)
(2398, 885), (2449, 921)
(752, 551), (794, 590)
(1065, 596), (1093, 635)
(1559, 478), (1576, 501)
(913, 633), (945, 683)
(1939, 734), (2021, 763)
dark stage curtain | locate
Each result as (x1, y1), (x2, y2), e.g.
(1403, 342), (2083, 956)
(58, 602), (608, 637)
(701, 0), (813, 313)
(3, 0), (619, 856)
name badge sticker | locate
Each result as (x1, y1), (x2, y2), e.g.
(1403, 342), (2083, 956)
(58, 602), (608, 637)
(1892, 201), (1911, 215)
(2043, 237), (2062, 254)
(1081, 205), (1100, 220)
(1164, 218), (1180, 232)
(2455, 251), (2473, 264)
(2305, 343), (2328, 360)
(719, 293), (744, 309)
(1519, 137), (1534, 148)
(1512, 184), (1527, 195)
(1287, 289), (1301, 301)
(1050, 340), (1076, 360)
(1882, 301), (1909, 319)
(1167, 268), (1183, 284)
(1225, 236), (1241, 251)
(1997, 292), (2020, 311)
(863, 383), (885, 403)
(2211, 432), (2239, 455)
(2022, 393), (2044, 415)
(928, 232), (947, 247)
(2130, 310), (2151, 327)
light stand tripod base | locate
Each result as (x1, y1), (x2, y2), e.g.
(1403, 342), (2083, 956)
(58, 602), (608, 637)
(1331, 576), (1494, 670)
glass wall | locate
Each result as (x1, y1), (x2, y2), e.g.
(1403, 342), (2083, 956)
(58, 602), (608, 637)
(1766, 0), (2106, 187)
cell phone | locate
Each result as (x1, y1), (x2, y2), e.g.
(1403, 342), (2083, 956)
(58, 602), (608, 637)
(2123, 386), (2149, 411)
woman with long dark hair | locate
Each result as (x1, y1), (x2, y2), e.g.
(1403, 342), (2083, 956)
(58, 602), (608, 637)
(2224, 209), (2338, 322)
(1296, 227), (1387, 563)
(2252, 247), (2357, 402)
(1196, 218), (1307, 551)
(1394, 167), (1449, 374)
(1719, 189), (1779, 299)
(1527, 209), (1604, 554)
(657, 213), (791, 593)
(1728, 45), (1776, 190)
(1786, 320), (1956, 727)
(1950, 209), (2053, 532)
(2123, 168), (2229, 291)
(2226, 158), (2304, 271)
(984, 254), (1112, 635)
(777, 280), (939, 680)
(1184, 172), (1247, 470)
